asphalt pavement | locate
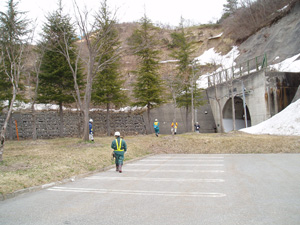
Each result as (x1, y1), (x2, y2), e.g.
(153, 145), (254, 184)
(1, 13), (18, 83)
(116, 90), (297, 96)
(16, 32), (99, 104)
(0, 154), (300, 225)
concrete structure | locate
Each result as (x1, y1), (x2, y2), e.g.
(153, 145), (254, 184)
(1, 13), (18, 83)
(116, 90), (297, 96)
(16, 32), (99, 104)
(143, 102), (216, 135)
(206, 71), (300, 133)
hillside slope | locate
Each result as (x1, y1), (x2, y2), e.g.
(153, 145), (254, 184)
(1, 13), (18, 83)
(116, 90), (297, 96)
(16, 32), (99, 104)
(18, 2), (300, 111)
(118, 1), (300, 94)
(234, 1), (300, 69)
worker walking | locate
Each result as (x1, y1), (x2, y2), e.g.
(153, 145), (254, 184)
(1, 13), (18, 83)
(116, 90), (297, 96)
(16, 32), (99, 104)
(194, 122), (200, 133)
(89, 119), (94, 141)
(153, 119), (160, 137)
(171, 121), (178, 135)
(111, 131), (127, 173)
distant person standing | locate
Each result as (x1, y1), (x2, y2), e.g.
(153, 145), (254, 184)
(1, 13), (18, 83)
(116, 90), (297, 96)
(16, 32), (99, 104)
(194, 122), (200, 133)
(171, 121), (178, 135)
(111, 131), (127, 173)
(89, 119), (94, 141)
(153, 119), (160, 137)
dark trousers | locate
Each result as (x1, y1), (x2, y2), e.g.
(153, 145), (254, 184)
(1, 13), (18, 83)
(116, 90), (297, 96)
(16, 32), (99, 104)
(114, 151), (124, 166)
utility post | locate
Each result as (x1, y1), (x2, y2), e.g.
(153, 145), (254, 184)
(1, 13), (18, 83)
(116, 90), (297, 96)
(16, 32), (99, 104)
(242, 81), (248, 128)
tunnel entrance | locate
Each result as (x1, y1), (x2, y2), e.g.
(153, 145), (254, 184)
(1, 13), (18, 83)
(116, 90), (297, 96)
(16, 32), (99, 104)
(222, 97), (251, 132)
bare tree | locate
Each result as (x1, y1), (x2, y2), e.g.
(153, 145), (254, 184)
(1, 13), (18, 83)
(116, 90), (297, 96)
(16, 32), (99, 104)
(56, 0), (121, 140)
(0, 0), (31, 161)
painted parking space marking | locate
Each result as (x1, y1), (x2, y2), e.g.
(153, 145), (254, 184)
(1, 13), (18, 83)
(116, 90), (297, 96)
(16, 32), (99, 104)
(122, 169), (225, 173)
(149, 156), (225, 159)
(141, 159), (224, 162)
(85, 176), (225, 182)
(127, 163), (224, 167)
(48, 187), (226, 198)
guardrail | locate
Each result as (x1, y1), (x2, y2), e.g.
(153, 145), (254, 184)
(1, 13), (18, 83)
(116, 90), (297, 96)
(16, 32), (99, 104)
(208, 54), (268, 87)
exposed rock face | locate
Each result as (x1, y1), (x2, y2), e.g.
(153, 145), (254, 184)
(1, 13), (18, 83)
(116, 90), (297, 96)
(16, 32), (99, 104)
(235, 1), (300, 67)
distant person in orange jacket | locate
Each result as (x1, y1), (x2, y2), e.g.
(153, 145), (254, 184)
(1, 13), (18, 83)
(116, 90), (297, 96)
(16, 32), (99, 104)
(171, 121), (178, 135)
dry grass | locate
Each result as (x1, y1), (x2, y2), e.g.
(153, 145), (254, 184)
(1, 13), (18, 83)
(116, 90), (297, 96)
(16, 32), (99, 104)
(1, 131), (299, 196)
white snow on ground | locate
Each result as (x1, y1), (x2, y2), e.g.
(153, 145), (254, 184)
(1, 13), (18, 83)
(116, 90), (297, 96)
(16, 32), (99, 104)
(208, 32), (223, 40)
(195, 46), (240, 89)
(278, 4), (289, 12)
(269, 53), (300, 72)
(159, 59), (180, 64)
(240, 98), (300, 136)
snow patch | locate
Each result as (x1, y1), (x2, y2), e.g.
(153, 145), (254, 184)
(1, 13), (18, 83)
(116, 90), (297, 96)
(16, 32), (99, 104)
(195, 46), (240, 89)
(241, 98), (300, 136)
(208, 32), (223, 40)
(270, 53), (300, 72)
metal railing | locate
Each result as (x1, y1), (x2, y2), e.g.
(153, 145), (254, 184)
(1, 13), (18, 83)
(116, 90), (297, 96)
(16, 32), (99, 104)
(208, 54), (268, 87)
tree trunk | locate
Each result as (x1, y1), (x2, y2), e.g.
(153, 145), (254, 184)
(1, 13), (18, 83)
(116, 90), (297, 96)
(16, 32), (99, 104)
(173, 94), (177, 122)
(77, 111), (83, 138)
(59, 102), (64, 137)
(147, 105), (151, 134)
(32, 104), (37, 140)
(83, 59), (93, 141)
(186, 105), (189, 132)
(106, 102), (110, 136)
(191, 84), (194, 132)
(83, 106), (90, 141)
(214, 75), (224, 133)
(0, 88), (17, 162)
(232, 94), (236, 131)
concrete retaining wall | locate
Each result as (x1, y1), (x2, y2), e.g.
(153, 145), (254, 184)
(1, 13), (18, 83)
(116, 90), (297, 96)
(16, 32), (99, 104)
(143, 102), (216, 135)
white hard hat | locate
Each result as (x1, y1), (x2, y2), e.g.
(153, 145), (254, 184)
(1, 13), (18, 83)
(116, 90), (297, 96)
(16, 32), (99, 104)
(155, 119), (158, 121)
(114, 131), (120, 136)
(89, 119), (93, 123)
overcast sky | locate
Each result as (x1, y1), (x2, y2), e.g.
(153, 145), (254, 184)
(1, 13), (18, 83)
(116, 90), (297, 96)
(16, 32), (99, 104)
(0, 0), (227, 27)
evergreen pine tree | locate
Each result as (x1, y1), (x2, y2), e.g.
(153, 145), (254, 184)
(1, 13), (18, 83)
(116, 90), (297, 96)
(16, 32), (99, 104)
(0, 0), (27, 111)
(38, 2), (83, 137)
(170, 19), (197, 131)
(128, 14), (164, 129)
(92, 3), (128, 136)
(223, 0), (239, 14)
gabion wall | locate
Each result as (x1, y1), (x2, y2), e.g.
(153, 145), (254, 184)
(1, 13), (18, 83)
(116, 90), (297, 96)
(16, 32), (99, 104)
(0, 111), (146, 140)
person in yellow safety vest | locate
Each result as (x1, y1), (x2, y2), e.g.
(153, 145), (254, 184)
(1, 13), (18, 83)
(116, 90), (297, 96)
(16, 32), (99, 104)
(111, 131), (127, 173)
(171, 121), (178, 135)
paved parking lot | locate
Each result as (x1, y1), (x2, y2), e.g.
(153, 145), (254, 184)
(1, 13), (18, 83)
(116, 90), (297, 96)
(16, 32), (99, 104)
(1, 154), (300, 225)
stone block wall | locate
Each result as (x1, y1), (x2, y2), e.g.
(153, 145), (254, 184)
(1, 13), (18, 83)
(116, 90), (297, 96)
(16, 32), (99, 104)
(0, 111), (146, 140)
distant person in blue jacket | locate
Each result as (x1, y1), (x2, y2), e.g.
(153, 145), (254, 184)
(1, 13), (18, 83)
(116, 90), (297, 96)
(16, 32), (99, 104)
(153, 119), (160, 137)
(89, 119), (94, 141)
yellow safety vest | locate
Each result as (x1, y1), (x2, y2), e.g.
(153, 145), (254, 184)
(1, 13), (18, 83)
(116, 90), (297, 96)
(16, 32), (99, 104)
(115, 139), (124, 151)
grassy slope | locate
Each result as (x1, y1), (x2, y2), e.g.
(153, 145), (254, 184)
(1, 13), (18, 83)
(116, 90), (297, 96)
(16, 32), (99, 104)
(1, 132), (300, 196)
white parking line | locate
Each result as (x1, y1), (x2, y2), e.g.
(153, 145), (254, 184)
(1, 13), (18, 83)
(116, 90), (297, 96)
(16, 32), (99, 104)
(48, 187), (226, 198)
(121, 169), (225, 173)
(141, 159), (224, 162)
(127, 163), (224, 167)
(150, 157), (225, 159)
(85, 177), (225, 182)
